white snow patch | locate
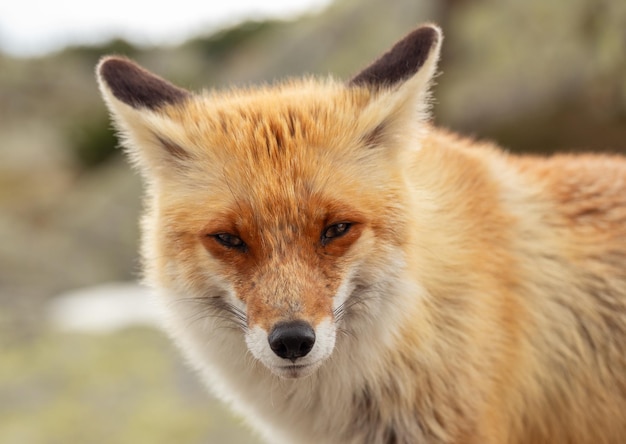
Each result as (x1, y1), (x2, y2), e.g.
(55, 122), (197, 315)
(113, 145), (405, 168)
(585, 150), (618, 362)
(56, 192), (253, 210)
(49, 282), (163, 333)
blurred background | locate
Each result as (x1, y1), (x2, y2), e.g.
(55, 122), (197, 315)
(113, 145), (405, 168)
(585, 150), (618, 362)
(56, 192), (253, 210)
(1, 0), (625, 442)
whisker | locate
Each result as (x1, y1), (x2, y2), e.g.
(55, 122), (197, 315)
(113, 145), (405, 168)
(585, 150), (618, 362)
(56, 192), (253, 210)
(170, 294), (248, 332)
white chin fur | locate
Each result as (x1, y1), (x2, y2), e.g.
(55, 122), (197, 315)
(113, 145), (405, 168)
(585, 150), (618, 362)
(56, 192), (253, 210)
(245, 317), (336, 379)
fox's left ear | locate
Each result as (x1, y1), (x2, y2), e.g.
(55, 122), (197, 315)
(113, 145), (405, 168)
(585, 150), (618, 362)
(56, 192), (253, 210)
(349, 24), (442, 148)
(349, 24), (442, 90)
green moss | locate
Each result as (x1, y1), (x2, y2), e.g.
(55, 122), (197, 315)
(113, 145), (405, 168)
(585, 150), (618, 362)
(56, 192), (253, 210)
(0, 328), (261, 444)
(66, 115), (120, 169)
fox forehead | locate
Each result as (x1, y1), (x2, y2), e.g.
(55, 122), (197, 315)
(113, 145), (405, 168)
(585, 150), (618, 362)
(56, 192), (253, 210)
(165, 79), (372, 152)
(158, 82), (388, 184)
(155, 81), (396, 219)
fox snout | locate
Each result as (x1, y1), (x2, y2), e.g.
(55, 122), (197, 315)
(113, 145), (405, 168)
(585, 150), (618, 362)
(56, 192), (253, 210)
(268, 320), (316, 361)
(246, 314), (337, 379)
(238, 251), (349, 377)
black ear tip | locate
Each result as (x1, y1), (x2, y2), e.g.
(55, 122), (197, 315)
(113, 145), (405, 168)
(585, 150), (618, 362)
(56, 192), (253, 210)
(421, 23), (442, 39)
(97, 55), (133, 74)
(412, 24), (442, 47)
(349, 23), (443, 89)
(96, 55), (190, 110)
(97, 56), (140, 87)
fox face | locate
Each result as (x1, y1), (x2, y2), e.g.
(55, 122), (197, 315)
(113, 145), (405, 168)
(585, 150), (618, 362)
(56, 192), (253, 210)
(187, 103), (388, 378)
(97, 26), (441, 379)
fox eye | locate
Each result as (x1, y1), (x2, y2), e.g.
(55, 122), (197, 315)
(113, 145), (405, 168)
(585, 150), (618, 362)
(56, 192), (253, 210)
(213, 233), (247, 251)
(321, 223), (352, 245)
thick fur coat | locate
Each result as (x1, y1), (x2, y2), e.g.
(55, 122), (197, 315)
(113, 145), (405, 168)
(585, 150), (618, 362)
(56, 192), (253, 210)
(97, 25), (626, 443)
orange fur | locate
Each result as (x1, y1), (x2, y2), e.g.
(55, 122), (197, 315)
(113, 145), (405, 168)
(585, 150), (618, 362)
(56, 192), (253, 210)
(97, 25), (626, 444)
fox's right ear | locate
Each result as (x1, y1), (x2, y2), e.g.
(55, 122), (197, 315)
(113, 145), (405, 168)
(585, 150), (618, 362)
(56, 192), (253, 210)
(96, 56), (192, 175)
(97, 56), (190, 110)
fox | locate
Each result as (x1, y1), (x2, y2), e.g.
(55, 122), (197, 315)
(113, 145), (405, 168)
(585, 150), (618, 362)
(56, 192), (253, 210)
(96, 24), (626, 443)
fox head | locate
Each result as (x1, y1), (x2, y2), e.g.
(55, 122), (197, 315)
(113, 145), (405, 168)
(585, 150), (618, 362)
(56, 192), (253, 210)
(97, 25), (442, 379)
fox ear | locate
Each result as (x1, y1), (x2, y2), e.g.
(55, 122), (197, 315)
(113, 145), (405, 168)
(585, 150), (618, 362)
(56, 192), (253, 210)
(348, 25), (442, 152)
(97, 56), (190, 110)
(349, 24), (442, 90)
(96, 57), (193, 175)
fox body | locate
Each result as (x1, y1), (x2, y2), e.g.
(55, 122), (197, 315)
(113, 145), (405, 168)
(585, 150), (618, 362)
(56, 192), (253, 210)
(97, 25), (626, 443)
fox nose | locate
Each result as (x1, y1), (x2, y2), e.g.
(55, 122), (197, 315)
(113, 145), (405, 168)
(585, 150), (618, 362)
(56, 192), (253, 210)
(268, 320), (316, 361)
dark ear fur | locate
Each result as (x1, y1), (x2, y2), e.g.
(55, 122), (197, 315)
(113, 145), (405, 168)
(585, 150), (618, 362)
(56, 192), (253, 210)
(349, 25), (441, 89)
(97, 56), (190, 110)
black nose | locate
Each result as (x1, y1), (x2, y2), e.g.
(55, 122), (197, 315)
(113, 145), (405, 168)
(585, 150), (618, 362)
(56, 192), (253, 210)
(268, 320), (316, 361)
